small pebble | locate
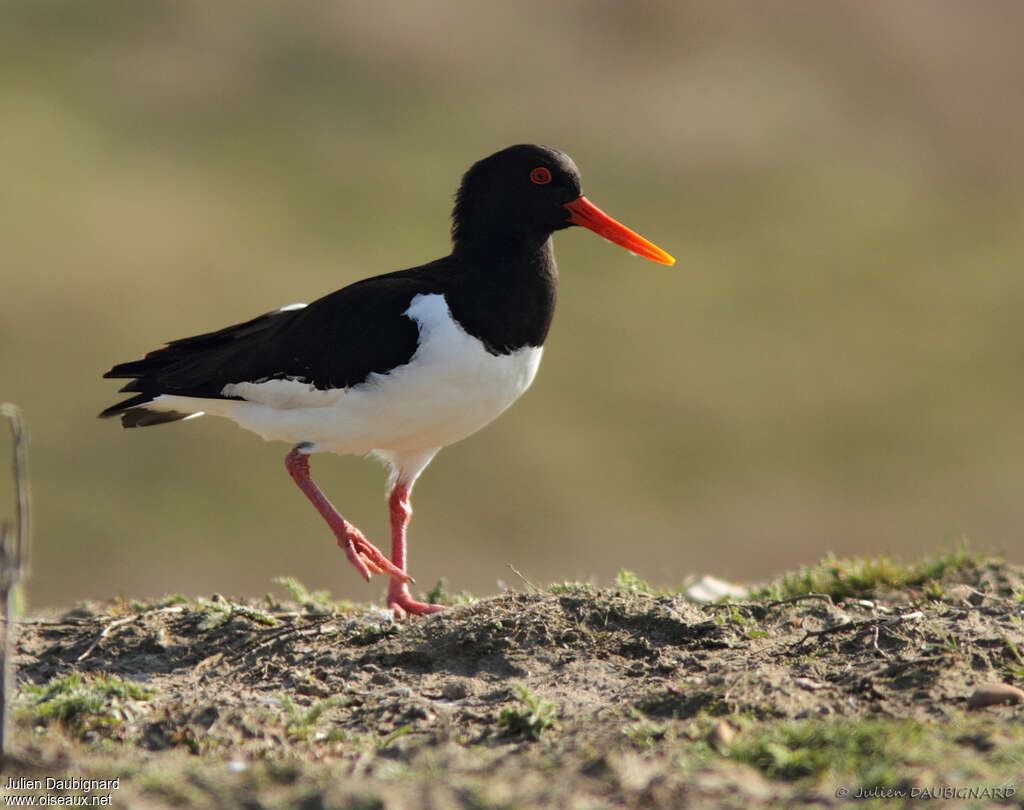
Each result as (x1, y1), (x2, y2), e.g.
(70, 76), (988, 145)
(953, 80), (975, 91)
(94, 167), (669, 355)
(966, 683), (1024, 710)
(441, 681), (468, 700)
(707, 719), (735, 750)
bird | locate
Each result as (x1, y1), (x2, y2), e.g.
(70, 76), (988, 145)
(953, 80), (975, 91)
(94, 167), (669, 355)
(100, 144), (674, 617)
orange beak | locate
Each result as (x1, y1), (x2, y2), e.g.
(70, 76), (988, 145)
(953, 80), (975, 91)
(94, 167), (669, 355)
(564, 196), (675, 266)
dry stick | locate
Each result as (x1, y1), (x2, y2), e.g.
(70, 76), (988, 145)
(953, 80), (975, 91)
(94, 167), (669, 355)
(75, 615), (140, 662)
(765, 592), (835, 609)
(506, 564), (539, 593)
(0, 403), (31, 762)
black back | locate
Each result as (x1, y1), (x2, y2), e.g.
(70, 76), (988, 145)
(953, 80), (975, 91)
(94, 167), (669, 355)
(101, 144), (582, 425)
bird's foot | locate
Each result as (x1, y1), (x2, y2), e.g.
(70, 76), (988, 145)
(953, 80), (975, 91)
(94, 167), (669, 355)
(339, 528), (412, 586)
(284, 447), (412, 587)
(387, 581), (444, 619)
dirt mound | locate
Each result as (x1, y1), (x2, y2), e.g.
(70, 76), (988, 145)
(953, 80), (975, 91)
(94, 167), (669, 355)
(5, 556), (1024, 808)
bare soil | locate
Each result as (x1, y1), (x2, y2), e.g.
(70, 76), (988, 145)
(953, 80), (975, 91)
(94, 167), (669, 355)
(4, 558), (1024, 809)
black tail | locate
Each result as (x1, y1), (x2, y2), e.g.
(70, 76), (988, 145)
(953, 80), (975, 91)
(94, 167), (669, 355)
(100, 306), (301, 428)
(98, 394), (196, 428)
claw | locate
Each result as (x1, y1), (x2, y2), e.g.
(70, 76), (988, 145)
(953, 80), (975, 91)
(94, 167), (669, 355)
(340, 542), (372, 581)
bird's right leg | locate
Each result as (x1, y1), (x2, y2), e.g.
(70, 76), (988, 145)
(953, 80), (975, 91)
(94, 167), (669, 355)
(285, 445), (410, 585)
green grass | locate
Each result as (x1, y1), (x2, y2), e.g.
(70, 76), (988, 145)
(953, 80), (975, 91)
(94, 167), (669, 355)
(189, 596), (276, 629)
(615, 570), (670, 597)
(1000, 634), (1024, 680)
(554, 550), (988, 605)
(423, 578), (475, 607)
(272, 576), (355, 615)
(725, 715), (1024, 790)
(498, 684), (558, 741)
(621, 710), (672, 750)
(278, 694), (344, 743)
(549, 581), (596, 594)
(22, 672), (153, 737)
(729, 718), (924, 783)
(755, 546), (983, 601)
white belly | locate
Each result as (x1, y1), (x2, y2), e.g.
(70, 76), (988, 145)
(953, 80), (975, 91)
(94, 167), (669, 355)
(150, 293), (543, 455)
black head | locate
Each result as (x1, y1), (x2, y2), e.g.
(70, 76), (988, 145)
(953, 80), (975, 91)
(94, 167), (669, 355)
(452, 144), (582, 249)
(451, 144), (675, 265)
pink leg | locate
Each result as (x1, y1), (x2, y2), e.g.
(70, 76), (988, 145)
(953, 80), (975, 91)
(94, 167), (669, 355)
(386, 481), (443, 618)
(285, 446), (410, 585)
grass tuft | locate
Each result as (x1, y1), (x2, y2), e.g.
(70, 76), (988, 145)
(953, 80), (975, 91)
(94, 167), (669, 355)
(755, 545), (982, 601)
(424, 578), (474, 607)
(192, 596), (276, 629)
(549, 581), (596, 594)
(615, 570), (669, 597)
(727, 718), (927, 784)
(278, 694), (343, 742)
(272, 576), (354, 614)
(22, 672), (152, 738)
(499, 684), (558, 741)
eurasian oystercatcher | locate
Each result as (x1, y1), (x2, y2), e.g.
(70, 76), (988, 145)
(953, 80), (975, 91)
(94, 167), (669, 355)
(100, 144), (674, 617)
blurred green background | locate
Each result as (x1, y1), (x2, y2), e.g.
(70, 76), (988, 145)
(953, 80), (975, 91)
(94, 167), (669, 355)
(2, 1), (1022, 609)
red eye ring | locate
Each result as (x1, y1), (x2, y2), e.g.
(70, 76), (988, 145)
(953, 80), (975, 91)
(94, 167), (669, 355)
(530, 166), (552, 185)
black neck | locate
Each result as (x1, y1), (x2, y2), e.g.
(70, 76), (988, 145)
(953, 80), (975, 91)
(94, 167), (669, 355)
(443, 236), (558, 355)
(452, 227), (553, 266)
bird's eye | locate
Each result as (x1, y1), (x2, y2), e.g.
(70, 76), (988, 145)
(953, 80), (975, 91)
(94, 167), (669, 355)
(530, 167), (552, 185)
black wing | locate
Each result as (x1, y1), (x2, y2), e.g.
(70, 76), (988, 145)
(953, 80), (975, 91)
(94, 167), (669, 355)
(100, 262), (451, 427)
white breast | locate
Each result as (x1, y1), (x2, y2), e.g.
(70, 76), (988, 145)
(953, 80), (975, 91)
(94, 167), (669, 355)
(155, 293), (543, 456)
